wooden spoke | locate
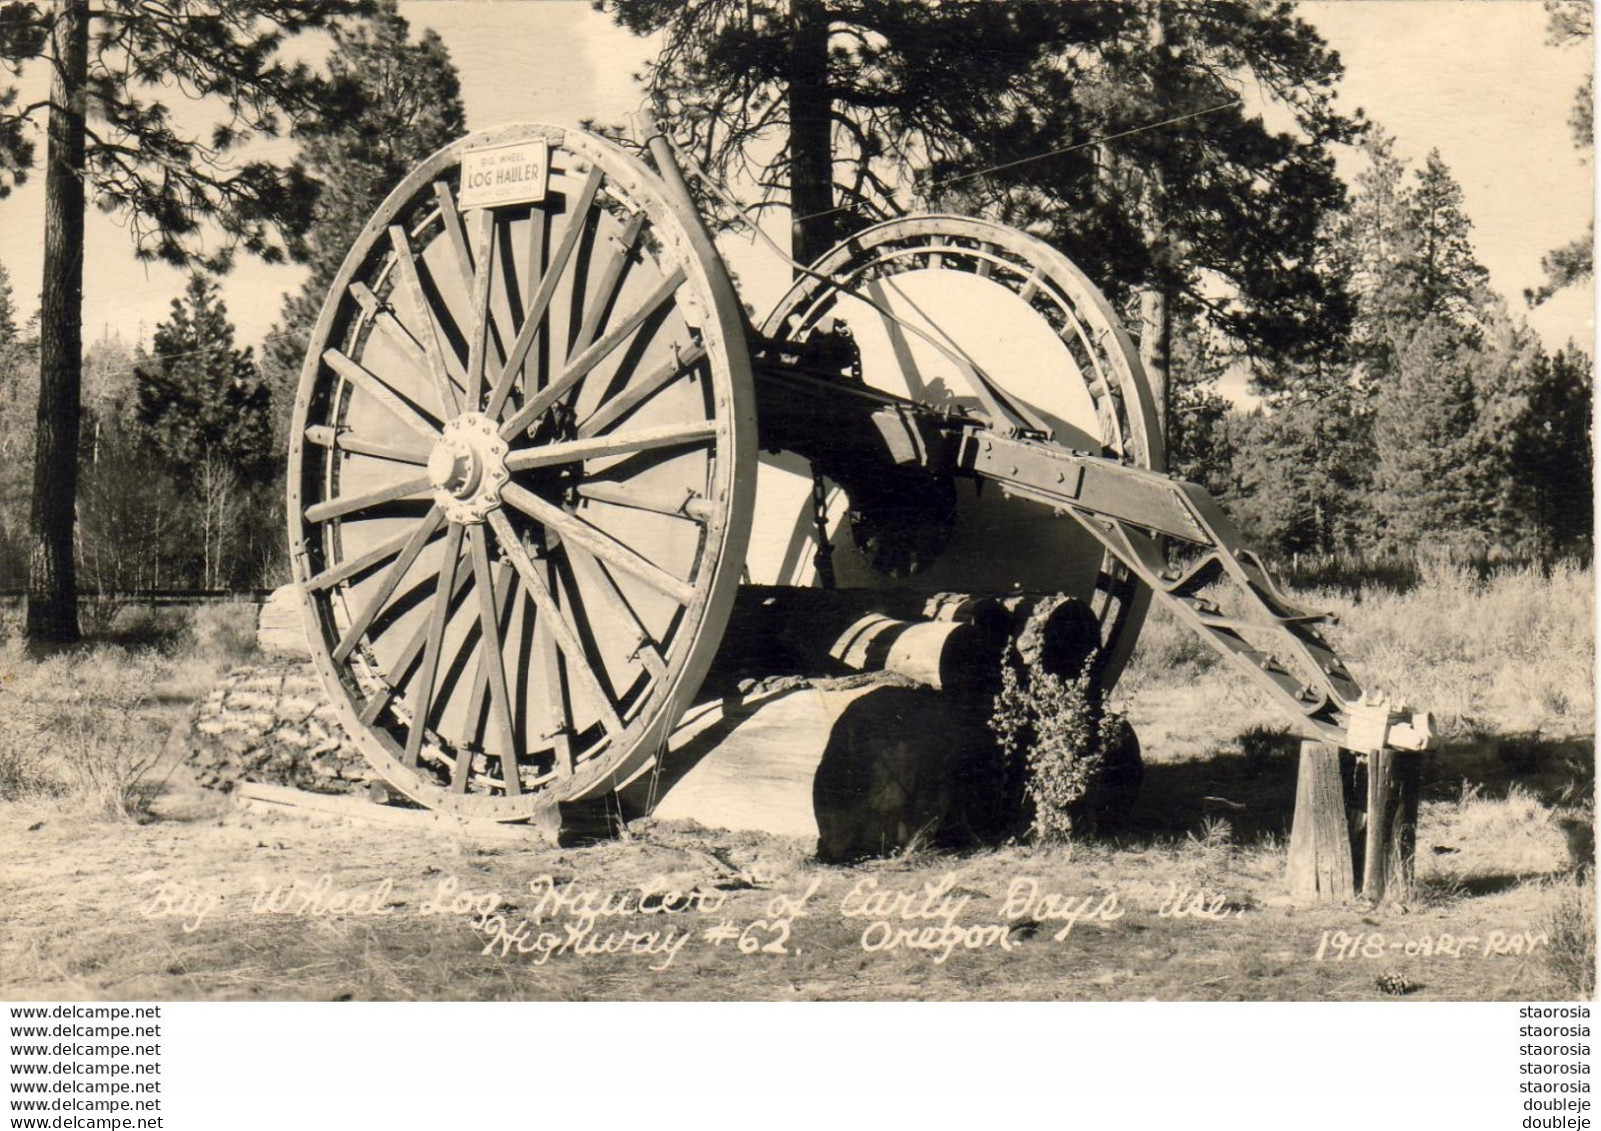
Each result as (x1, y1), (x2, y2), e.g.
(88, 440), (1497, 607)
(487, 166), (604, 419)
(303, 425), (430, 466)
(468, 525), (518, 789)
(455, 555), (517, 790)
(522, 202), (547, 320)
(533, 578), (575, 779)
(430, 177), (517, 360)
(570, 210), (647, 356)
(303, 474), (432, 525)
(487, 510), (623, 736)
(574, 480), (715, 523)
(501, 482), (696, 606)
(385, 225), (462, 417)
(403, 523), (466, 766)
(499, 266), (686, 440)
(576, 345), (707, 439)
(332, 509), (446, 664)
(306, 524), (422, 592)
(505, 420), (716, 472)
(488, 215), (523, 375)
(464, 209), (498, 408)
(432, 181), (476, 286)
(323, 346), (443, 438)
(358, 558), (477, 727)
(348, 281), (438, 390)
(563, 541), (669, 682)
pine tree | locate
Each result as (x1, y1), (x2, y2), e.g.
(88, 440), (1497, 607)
(1326, 128), (1418, 391)
(0, 259), (34, 587)
(262, 0), (466, 446)
(1529, 0), (1593, 305)
(0, 258), (15, 344)
(1370, 317), (1500, 553)
(0, 0), (356, 642)
(1513, 342), (1594, 560)
(1224, 383), (1375, 560)
(1399, 151), (1491, 332)
(598, 0), (1361, 400)
(1164, 303), (1237, 498)
(135, 276), (274, 486)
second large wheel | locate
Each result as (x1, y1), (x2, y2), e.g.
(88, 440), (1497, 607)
(757, 215), (1165, 685)
(288, 124), (756, 819)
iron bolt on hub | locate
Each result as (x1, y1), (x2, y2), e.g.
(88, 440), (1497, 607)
(428, 412), (509, 524)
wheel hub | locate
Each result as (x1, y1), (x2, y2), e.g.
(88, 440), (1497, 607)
(428, 412), (509, 524)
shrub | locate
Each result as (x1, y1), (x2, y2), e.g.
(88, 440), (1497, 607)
(102, 604), (190, 652)
(0, 703), (63, 803)
(0, 643), (170, 820)
(0, 640), (56, 800)
(991, 653), (1131, 844)
(1238, 724), (1296, 778)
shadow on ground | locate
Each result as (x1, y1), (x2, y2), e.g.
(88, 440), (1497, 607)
(1116, 729), (1594, 854)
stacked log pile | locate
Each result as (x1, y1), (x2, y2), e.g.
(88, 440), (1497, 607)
(186, 661), (370, 795)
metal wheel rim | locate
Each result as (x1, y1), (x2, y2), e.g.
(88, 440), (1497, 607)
(288, 123), (756, 818)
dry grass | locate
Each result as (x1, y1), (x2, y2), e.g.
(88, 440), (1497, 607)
(1540, 880), (1597, 998)
(0, 602), (258, 820)
(1123, 560), (1593, 744)
(0, 797), (1581, 1002)
(1418, 781), (1576, 884)
(1313, 559), (1594, 738)
(0, 641), (171, 820)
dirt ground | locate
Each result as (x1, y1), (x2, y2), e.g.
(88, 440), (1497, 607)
(0, 715), (1588, 1002)
(1, 582), (1592, 1003)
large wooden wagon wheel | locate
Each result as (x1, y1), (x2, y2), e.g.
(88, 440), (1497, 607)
(288, 124), (756, 819)
(759, 215), (1165, 685)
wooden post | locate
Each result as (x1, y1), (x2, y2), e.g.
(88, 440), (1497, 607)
(1361, 748), (1420, 903)
(1287, 741), (1355, 901)
(1361, 748), (1392, 902)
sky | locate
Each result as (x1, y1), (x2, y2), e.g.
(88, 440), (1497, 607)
(0, 0), (1591, 361)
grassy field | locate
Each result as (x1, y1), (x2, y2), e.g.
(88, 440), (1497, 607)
(0, 565), (1593, 1001)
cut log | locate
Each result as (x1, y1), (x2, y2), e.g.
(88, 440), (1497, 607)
(236, 781), (552, 842)
(646, 590), (1128, 856)
(704, 587), (1010, 696)
(640, 676), (1004, 861)
(257, 584), (311, 659)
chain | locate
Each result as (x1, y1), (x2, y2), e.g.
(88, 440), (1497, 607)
(810, 464), (837, 590)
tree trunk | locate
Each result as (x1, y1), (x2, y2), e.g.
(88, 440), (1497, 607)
(788, 0), (834, 270)
(1138, 286), (1171, 445)
(26, 0), (90, 645)
(1137, 1), (1172, 448)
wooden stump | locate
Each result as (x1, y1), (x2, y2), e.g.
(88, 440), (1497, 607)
(1287, 741), (1355, 902)
(256, 584), (310, 659)
(1360, 748), (1420, 903)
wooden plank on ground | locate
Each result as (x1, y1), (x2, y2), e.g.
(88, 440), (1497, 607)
(235, 781), (554, 843)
